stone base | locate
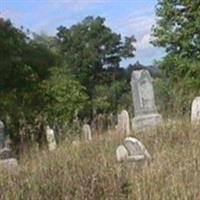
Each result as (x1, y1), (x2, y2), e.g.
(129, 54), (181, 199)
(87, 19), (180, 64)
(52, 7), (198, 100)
(132, 113), (162, 132)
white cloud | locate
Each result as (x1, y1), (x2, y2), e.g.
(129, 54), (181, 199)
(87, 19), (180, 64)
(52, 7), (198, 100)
(136, 33), (152, 50)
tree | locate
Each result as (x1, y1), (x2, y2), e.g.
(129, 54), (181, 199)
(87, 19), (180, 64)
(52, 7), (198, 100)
(56, 16), (135, 99)
(0, 18), (57, 149)
(45, 67), (88, 124)
(152, 0), (200, 114)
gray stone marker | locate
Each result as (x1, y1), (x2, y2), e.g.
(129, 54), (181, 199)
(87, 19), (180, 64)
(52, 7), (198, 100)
(82, 124), (92, 141)
(46, 126), (57, 151)
(191, 96), (200, 124)
(117, 110), (131, 136)
(116, 137), (152, 167)
(130, 69), (162, 131)
(0, 121), (5, 149)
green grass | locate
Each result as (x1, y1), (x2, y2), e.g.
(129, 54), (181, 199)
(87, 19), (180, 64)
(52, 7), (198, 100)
(0, 119), (200, 199)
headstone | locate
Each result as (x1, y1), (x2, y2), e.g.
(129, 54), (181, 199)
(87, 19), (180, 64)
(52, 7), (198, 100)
(116, 137), (152, 167)
(82, 124), (92, 141)
(46, 126), (57, 151)
(124, 137), (151, 162)
(191, 97), (200, 124)
(116, 145), (129, 161)
(0, 121), (5, 148)
(117, 114), (123, 134)
(72, 140), (80, 147)
(118, 110), (130, 136)
(130, 69), (162, 131)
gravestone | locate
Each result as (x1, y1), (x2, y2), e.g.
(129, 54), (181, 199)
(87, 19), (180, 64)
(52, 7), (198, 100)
(0, 121), (5, 149)
(82, 124), (92, 141)
(116, 145), (128, 161)
(117, 110), (130, 136)
(46, 126), (57, 151)
(130, 69), (162, 131)
(191, 97), (200, 124)
(116, 137), (151, 167)
(124, 137), (151, 163)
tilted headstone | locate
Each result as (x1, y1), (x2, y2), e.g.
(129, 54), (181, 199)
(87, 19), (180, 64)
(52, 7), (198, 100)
(124, 137), (151, 162)
(116, 137), (152, 167)
(0, 121), (5, 149)
(191, 97), (200, 124)
(82, 124), (92, 141)
(46, 126), (57, 151)
(130, 69), (162, 131)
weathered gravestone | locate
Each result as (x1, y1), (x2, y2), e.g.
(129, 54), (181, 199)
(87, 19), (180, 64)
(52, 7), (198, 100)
(0, 121), (5, 149)
(46, 126), (57, 151)
(82, 124), (92, 141)
(130, 69), (162, 131)
(191, 97), (200, 124)
(117, 110), (130, 136)
(116, 137), (151, 168)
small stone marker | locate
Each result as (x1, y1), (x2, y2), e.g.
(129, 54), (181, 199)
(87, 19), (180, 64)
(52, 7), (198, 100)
(116, 137), (151, 167)
(46, 126), (57, 151)
(0, 121), (5, 148)
(82, 124), (92, 141)
(120, 110), (131, 135)
(72, 140), (80, 147)
(116, 145), (128, 162)
(191, 97), (200, 124)
(130, 69), (162, 131)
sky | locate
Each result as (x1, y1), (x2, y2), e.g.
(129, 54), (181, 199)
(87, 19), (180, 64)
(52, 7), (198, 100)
(1, 0), (165, 66)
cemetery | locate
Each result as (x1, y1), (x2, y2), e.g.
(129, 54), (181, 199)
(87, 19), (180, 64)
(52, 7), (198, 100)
(1, 0), (200, 199)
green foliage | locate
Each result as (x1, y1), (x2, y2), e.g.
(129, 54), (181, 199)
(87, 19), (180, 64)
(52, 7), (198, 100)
(152, 0), (200, 115)
(45, 67), (88, 124)
(0, 18), (56, 147)
(0, 16), (135, 149)
(57, 16), (135, 98)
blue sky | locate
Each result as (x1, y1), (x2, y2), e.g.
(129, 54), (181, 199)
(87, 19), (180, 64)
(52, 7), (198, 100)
(1, 0), (165, 65)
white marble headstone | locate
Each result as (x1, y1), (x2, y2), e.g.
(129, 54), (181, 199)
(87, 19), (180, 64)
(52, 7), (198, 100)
(82, 124), (92, 141)
(46, 126), (57, 151)
(117, 110), (130, 136)
(116, 145), (129, 162)
(191, 97), (200, 124)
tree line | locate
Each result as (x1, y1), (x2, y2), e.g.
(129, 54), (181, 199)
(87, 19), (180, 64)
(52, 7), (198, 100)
(0, 16), (135, 150)
(1, 0), (200, 151)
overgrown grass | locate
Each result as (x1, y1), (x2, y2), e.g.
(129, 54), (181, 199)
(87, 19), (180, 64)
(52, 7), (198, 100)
(0, 119), (200, 199)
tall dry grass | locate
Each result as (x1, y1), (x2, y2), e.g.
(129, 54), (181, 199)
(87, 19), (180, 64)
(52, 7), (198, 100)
(0, 119), (200, 199)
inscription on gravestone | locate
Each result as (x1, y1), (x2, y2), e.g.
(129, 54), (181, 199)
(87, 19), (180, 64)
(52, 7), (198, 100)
(130, 69), (162, 131)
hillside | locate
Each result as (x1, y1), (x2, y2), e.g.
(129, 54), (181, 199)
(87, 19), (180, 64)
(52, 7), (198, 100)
(0, 120), (200, 200)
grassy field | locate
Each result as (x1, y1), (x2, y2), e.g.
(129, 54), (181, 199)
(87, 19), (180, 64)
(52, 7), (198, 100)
(0, 119), (200, 200)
